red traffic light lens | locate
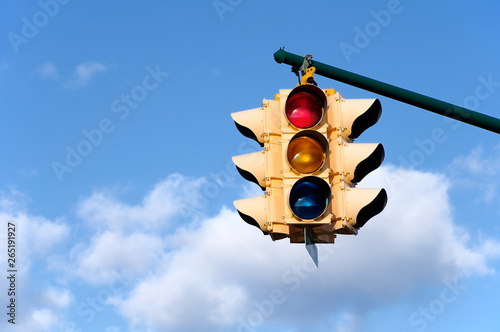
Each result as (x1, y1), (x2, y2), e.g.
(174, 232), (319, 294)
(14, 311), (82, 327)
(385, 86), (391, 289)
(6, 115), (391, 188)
(285, 92), (323, 129)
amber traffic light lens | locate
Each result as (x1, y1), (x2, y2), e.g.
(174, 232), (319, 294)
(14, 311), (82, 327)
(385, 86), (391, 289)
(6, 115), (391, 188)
(287, 136), (326, 173)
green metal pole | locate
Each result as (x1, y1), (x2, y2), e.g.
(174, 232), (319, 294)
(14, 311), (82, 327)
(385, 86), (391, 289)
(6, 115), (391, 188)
(274, 49), (500, 135)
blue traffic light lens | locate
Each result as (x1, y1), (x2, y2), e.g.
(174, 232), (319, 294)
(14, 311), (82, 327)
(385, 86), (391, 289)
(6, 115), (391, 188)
(289, 177), (331, 220)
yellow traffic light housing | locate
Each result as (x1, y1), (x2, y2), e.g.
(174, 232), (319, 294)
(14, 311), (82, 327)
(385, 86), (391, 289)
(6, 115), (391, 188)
(231, 85), (387, 246)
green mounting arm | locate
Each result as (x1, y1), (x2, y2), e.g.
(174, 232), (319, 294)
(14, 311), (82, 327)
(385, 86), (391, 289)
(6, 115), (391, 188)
(274, 49), (500, 135)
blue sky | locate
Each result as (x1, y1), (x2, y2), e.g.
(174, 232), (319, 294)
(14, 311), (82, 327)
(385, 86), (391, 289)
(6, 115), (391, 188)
(1, 0), (500, 331)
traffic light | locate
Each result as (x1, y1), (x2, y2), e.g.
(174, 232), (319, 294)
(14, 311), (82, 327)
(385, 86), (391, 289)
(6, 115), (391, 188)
(231, 84), (387, 245)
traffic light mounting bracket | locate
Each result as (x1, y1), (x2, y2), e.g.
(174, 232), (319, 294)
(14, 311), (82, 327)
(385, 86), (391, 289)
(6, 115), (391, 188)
(275, 48), (500, 135)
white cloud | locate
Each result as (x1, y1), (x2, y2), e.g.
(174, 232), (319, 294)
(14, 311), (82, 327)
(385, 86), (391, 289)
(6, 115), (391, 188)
(0, 188), (30, 211)
(43, 287), (72, 308)
(34, 62), (59, 79)
(65, 61), (106, 88)
(12, 161), (492, 332)
(105, 327), (121, 332)
(76, 62), (106, 82)
(67, 174), (216, 286)
(77, 173), (207, 232)
(0, 194), (69, 269)
(117, 208), (254, 330)
(11, 307), (63, 332)
(100, 165), (500, 332)
(446, 145), (500, 204)
(72, 231), (165, 284)
(33, 61), (107, 87)
(21, 214), (70, 255)
(332, 311), (358, 332)
(448, 145), (500, 176)
(0, 190), (72, 332)
(32, 309), (58, 330)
